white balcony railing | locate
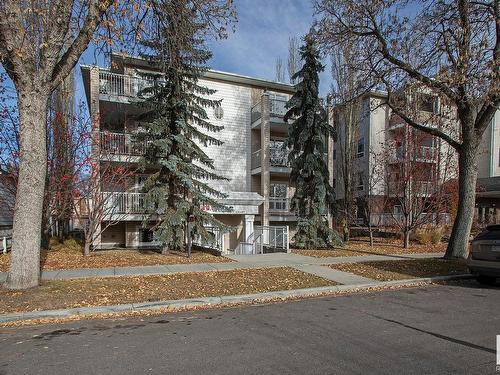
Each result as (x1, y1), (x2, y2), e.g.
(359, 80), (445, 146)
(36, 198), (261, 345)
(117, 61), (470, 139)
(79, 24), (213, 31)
(269, 197), (290, 212)
(99, 131), (147, 156)
(102, 192), (146, 214)
(99, 71), (163, 98)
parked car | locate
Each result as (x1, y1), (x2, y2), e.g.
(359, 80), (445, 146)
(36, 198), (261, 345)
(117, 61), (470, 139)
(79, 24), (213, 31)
(468, 225), (500, 285)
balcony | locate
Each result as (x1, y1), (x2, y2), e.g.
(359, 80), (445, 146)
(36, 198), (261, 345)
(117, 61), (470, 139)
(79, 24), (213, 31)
(99, 71), (163, 100)
(251, 147), (289, 171)
(387, 181), (435, 197)
(251, 98), (289, 128)
(102, 192), (146, 215)
(99, 131), (147, 157)
(269, 197), (291, 213)
(389, 146), (436, 163)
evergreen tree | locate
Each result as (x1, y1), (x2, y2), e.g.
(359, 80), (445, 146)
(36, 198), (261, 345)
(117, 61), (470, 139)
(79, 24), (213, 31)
(284, 34), (342, 249)
(137, 0), (231, 255)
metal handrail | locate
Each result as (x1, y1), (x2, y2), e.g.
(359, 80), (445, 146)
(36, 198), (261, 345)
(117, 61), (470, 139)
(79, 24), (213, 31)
(99, 71), (163, 98)
(99, 131), (147, 156)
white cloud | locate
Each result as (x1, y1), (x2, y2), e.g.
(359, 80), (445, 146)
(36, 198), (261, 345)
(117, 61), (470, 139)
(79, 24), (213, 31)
(208, 0), (332, 96)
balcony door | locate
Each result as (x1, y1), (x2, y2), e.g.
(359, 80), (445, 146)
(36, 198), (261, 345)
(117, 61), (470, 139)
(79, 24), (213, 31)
(270, 183), (288, 211)
(269, 139), (288, 167)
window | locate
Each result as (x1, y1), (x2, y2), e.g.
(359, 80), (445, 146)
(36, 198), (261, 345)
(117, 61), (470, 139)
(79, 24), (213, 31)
(418, 94), (438, 113)
(214, 105), (224, 120)
(357, 138), (365, 158)
(333, 149), (336, 160)
(140, 229), (154, 243)
(356, 172), (364, 191)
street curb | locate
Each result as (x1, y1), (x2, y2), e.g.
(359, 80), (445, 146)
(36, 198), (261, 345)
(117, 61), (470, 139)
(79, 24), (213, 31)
(0, 274), (474, 324)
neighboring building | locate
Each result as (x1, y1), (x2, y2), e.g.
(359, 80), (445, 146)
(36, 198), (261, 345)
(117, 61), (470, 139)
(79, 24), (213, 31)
(80, 53), (333, 253)
(0, 170), (14, 237)
(476, 110), (500, 224)
(332, 90), (457, 227)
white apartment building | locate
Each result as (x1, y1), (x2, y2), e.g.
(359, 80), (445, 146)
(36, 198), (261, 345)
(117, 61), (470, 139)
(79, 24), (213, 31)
(80, 54), (333, 253)
(332, 90), (457, 226)
(476, 110), (500, 224)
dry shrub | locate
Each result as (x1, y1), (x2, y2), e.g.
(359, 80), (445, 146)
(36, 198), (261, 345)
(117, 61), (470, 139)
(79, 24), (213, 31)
(50, 237), (83, 253)
(415, 226), (444, 245)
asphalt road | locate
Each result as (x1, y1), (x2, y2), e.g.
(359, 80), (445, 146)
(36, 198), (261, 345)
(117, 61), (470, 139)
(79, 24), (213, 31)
(0, 280), (498, 375)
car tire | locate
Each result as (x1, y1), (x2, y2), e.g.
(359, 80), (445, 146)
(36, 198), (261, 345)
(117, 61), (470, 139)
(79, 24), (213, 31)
(476, 275), (497, 286)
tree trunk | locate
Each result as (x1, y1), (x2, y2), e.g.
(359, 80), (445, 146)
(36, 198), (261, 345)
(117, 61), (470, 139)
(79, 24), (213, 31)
(445, 143), (479, 259)
(161, 244), (169, 255)
(368, 224), (374, 247)
(84, 241), (91, 257)
(403, 230), (410, 249)
(6, 90), (49, 289)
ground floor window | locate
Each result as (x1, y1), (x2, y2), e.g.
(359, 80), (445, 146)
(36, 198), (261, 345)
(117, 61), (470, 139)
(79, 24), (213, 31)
(140, 228), (154, 243)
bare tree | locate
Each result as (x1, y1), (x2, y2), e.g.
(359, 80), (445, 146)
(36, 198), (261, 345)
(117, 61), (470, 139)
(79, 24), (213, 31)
(287, 36), (301, 84)
(357, 148), (385, 247)
(0, 0), (115, 289)
(315, 0), (499, 258)
(330, 44), (364, 241)
(275, 56), (285, 82)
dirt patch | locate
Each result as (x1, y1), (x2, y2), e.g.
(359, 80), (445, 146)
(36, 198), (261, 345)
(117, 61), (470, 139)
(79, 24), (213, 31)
(330, 258), (468, 281)
(0, 267), (335, 314)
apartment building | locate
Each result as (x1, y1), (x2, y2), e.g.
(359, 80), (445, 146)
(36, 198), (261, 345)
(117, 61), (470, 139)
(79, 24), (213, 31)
(476, 110), (500, 224)
(80, 53), (331, 253)
(332, 90), (456, 227)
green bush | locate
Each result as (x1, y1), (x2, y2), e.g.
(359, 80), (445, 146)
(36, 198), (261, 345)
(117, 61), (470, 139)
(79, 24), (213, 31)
(415, 226), (444, 245)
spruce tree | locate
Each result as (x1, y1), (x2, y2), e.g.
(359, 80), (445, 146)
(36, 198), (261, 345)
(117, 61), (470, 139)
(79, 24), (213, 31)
(136, 0), (230, 255)
(284, 34), (342, 249)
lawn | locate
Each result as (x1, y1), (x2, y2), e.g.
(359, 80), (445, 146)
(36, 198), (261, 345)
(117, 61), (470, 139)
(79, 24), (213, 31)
(0, 267), (335, 314)
(0, 240), (231, 272)
(292, 237), (447, 258)
(330, 258), (468, 282)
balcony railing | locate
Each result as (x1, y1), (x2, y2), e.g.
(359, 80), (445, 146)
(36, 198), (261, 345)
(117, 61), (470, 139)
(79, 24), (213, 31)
(102, 192), (146, 214)
(390, 146), (436, 163)
(99, 71), (163, 98)
(387, 181), (435, 197)
(251, 102), (261, 123)
(416, 146), (436, 160)
(251, 98), (289, 123)
(99, 131), (147, 156)
(269, 197), (290, 212)
(270, 98), (287, 117)
(251, 147), (289, 169)
(251, 149), (261, 169)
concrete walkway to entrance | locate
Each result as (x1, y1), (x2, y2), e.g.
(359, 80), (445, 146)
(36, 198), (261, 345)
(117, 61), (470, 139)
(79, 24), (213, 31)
(0, 251), (443, 286)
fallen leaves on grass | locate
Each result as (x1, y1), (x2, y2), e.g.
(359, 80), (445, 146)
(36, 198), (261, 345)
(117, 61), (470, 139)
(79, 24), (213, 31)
(330, 258), (468, 281)
(0, 267), (334, 314)
(0, 248), (231, 273)
(293, 238), (447, 258)
(0, 281), (447, 328)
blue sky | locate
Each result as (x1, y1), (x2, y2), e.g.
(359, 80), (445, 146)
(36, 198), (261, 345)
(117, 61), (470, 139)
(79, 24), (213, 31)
(4, 0), (331, 108)
(75, 0), (331, 99)
(206, 0), (331, 95)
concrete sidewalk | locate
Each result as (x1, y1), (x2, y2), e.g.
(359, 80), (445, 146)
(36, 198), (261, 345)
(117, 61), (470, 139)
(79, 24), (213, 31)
(0, 251), (444, 286)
